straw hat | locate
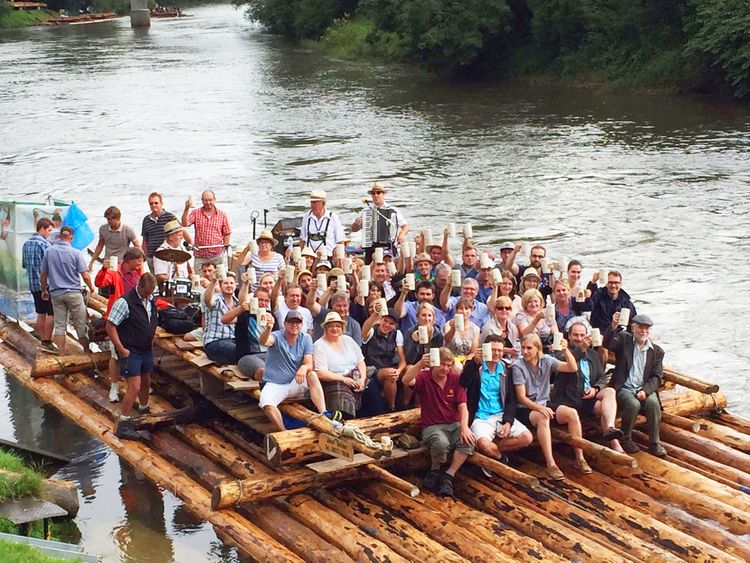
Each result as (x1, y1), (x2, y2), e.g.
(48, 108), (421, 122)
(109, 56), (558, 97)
(321, 311), (345, 327)
(368, 182), (387, 195)
(163, 219), (183, 235)
(522, 268), (541, 279)
(310, 189), (327, 201)
(301, 247), (317, 258)
(414, 252), (434, 265)
(256, 230), (277, 246)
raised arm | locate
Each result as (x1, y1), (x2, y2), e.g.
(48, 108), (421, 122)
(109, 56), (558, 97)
(441, 229), (455, 267)
(555, 340), (578, 373)
(402, 354), (428, 387)
(439, 276), (453, 312)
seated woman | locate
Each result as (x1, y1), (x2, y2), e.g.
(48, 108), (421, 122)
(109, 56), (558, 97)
(361, 303), (406, 413)
(480, 295), (520, 359)
(512, 334), (591, 480)
(349, 280), (384, 326)
(402, 302), (444, 408)
(442, 297), (480, 366)
(553, 279), (591, 333)
(238, 230), (285, 289)
(515, 288), (555, 351)
(313, 311), (367, 419)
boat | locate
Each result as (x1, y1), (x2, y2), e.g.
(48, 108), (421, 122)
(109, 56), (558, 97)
(44, 12), (120, 25)
(1, 285), (748, 561)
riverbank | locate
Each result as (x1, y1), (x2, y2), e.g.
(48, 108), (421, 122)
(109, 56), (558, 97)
(239, 1), (749, 100)
(0, 3), (55, 28)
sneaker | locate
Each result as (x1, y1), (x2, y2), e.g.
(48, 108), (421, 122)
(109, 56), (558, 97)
(137, 404), (150, 415)
(602, 426), (624, 441)
(649, 443), (667, 458)
(437, 472), (455, 497)
(422, 469), (442, 492)
(108, 384), (119, 403)
(545, 465), (565, 481)
(621, 440), (640, 454)
(573, 458), (593, 475)
(480, 466), (493, 478)
(114, 420), (141, 440)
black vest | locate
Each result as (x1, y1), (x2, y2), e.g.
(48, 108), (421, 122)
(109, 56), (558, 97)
(116, 287), (157, 354)
(363, 327), (399, 370)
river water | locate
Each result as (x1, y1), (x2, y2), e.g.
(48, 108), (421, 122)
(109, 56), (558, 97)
(1, 2), (750, 560)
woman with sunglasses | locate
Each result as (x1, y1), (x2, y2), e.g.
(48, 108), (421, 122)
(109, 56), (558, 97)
(480, 296), (519, 358)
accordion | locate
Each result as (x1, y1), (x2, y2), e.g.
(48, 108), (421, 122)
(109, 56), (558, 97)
(362, 204), (397, 248)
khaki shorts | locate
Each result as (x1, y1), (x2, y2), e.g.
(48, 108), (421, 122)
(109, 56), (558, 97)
(51, 291), (87, 338)
(259, 380), (310, 409)
(470, 415), (529, 443)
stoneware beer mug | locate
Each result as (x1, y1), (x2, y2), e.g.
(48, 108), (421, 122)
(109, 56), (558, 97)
(358, 280), (369, 297)
(482, 342), (492, 362)
(388, 262), (398, 276)
(552, 332), (563, 351)
(463, 223), (473, 239)
(418, 325), (429, 344)
(248, 240), (259, 254)
(451, 270), (461, 287)
(618, 308), (630, 327)
(590, 328), (603, 347)
(316, 273), (327, 290)
(448, 222), (457, 238)
(285, 265), (295, 282)
(360, 267), (371, 282)
(373, 247), (384, 263)
(405, 273), (415, 290)
(429, 348), (441, 367)
(454, 313), (465, 332)
(217, 265), (227, 280)
(109, 256), (118, 270)
(336, 274), (347, 291)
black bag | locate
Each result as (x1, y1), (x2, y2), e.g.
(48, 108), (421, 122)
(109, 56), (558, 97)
(158, 305), (199, 335)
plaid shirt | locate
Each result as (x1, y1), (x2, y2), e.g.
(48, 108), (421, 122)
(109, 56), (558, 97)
(188, 208), (231, 258)
(21, 234), (51, 292)
(108, 294), (154, 325)
(203, 293), (238, 345)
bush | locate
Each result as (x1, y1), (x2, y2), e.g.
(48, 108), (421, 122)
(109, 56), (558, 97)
(242, 0), (357, 39)
(321, 16), (404, 59)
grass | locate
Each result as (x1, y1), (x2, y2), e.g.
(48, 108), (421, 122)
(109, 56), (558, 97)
(0, 7), (55, 29)
(0, 539), (75, 563)
(320, 16), (404, 61)
(0, 450), (43, 503)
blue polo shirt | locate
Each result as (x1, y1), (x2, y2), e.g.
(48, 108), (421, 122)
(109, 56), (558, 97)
(263, 330), (313, 385)
(476, 361), (504, 420)
(41, 241), (88, 296)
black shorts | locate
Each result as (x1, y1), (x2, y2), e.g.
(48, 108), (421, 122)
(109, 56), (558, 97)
(32, 291), (53, 315)
(515, 408), (532, 429)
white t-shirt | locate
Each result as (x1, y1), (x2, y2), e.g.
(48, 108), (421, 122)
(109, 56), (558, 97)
(314, 335), (364, 375)
(274, 296), (314, 333)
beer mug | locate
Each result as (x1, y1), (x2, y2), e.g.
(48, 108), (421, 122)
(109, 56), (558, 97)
(246, 267), (257, 285)
(343, 257), (352, 274)
(217, 265), (227, 280)
(257, 306), (266, 322)
(545, 301), (555, 325)
(317, 273), (327, 290)
(618, 308), (630, 327)
(248, 297), (259, 314)
(482, 343), (492, 362)
(408, 241), (417, 258)
(552, 332), (563, 351)
(109, 256), (118, 270)
(451, 270), (461, 287)
(191, 274), (200, 290)
(378, 298), (388, 317)
(590, 328), (603, 347)
(248, 240), (259, 254)
(358, 280), (369, 297)
(418, 325), (429, 344)
(463, 223), (473, 239)
(429, 347), (441, 367)
(292, 246), (302, 262)
(373, 247), (384, 263)
(285, 265), (295, 282)
(599, 268), (608, 285)
(491, 268), (502, 284)
(575, 285), (585, 303)
(187, 195), (194, 208)
(540, 258), (549, 274)
(336, 274), (347, 291)
(336, 243), (346, 260)
(448, 222), (456, 238)
(360, 267), (371, 282)
(405, 273), (415, 291)
(388, 262), (397, 276)
(454, 313), (465, 332)
(401, 242), (412, 258)
(424, 228), (433, 246)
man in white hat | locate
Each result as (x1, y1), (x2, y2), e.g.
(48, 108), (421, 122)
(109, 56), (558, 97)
(153, 220), (193, 282)
(300, 189), (345, 257)
(351, 182), (408, 264)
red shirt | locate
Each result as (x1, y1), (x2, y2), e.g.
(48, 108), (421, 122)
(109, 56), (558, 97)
(415, 369), (467, 428)
(188, 207), (231, 258)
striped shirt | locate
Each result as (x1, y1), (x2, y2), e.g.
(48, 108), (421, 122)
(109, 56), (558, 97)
(203, 293), (238, 345)
(248, 252), (285, 279)
(141, 211), (177, 258)
(187, 208), (231, 258)
(22, 234), (51, 292)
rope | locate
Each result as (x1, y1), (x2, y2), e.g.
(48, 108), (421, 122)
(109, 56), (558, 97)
(235, 478), (244, 508)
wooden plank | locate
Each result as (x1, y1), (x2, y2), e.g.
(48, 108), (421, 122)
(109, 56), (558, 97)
(155, 328), (173, 338)
(306, 448), (409, 474)
(220, 366), (248, 380)
(190, 355), (214, 368)
(225, 380), (260, 391)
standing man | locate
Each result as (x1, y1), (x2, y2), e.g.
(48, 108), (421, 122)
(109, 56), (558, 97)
(142, 192), (188, 272)
(402, 347), (474, 497)
(299, 190), (345, 256)
(351, 182), (408, 264)
(604, 313), (666, 457)
(22, 218), (54, 351)
(40, 226), (95, 356)
(88, 206), (141, 271)
(105, 273), (159, 440)
(182, 189), (231, 270)
(258, 310), (328, 431)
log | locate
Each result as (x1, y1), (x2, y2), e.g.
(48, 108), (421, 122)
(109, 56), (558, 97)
(680, 416), (750, 453)
(634, 430), (750, 490)
(709, 411), (750, 434)
(467, 452), (540, 489)
(147, 431), (230, 488)
(363, 464), (419, 497)
(513, 460), (743, 563)
(245, 503), (352, 563)
(658, 388), (726, 416)
(31, 351), (110, 378)
(660, 412), (701, 433)
(658, 423), (750, 474)
(128, 405), (202, 431)
(550, 427), (638, 468)
(317, 489), (469, 563)
(0, 469), (79, 517)
(453, 475), (624, 563)
(0, 342), (303, 562)
(265, 408), (420, 466)
(282, 494), (408, 563)
(548, 453), (750, 561)
(211, 448), (430, 508)
(359, 481), (531, 562)
(471, 468), (684, 562)
(628, 449), (750, 514)
(413, 487), (568, 562)
(662, 366), (719, 394)
(0, 317), (42, 359)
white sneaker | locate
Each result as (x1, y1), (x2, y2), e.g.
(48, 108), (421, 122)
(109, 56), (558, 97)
(109, 384), (119, 403)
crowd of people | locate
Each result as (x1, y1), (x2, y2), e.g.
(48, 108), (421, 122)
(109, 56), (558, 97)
(21, 184), (667, 495)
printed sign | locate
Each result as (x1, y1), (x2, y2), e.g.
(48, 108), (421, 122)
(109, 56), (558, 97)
(318, 434), (354, 461)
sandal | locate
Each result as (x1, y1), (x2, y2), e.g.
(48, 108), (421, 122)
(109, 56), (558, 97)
(545, 465), (565, 481)
(574, 458), (592, 475)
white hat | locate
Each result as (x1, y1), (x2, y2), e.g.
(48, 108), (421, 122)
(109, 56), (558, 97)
(310, 190), (327, 201)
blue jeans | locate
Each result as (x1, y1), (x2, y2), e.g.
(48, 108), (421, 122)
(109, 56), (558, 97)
(204, 338), (236, 365)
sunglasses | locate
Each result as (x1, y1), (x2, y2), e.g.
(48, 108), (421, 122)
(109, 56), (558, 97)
(495, 306), (512, 311)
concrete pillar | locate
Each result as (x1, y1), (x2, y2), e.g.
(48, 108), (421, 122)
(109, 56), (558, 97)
(130, 0), (150, 28)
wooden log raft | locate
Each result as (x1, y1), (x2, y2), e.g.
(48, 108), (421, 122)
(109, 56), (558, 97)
(709, 411), (750, 434)
(0, 469), (79, 517)
(0, 342), (303, 562)
(364, 464), (419, 497)
(453, 475), (624, 562)
(31, 351), (110, 378)
(662, 366), (719, 394)
(658, 388), (726, 415)
(315, 489), (469, 563)
(550, 427), (637, 468)
(679, 416), (750, 453)
(657, 423), (750, 473)
(550, 453), (750, 561)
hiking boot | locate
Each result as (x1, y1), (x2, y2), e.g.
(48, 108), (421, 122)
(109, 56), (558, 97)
(545, 465), (565, 481)
(621, 440), (640, 454)
(108, 384), (119, 403)
(602, 426), (624, 441)
(573, 458), (593, 475)
(396, 433), (421, 450)
(114, 420), (141, 441)
(422, 469), (442, 492)
(437, 472), (455, 497)
(649, 443), (667, 458)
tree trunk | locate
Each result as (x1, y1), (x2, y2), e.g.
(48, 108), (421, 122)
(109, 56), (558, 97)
(281, 494), (408, 563)
(550, 427), (638, 468)
(660, 412), (701, 433)
(658, 423), (750, 474)
(31, 351), (110, 378)
(128, 405), (201, 431)
(678, 416), (750, 453)
(0, 469), (79, 517)
(662, 367), (719, 394)
(708, 411), (750, 434)
(467, 452), (541, 489)
(658, 388), (726, 415)
(317, 489), (469, 563)
(453, 475), (624, 563)
(363, 464), (419, 497)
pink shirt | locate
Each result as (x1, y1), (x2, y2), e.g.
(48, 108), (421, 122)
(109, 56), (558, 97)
(188, 208), (231, 258)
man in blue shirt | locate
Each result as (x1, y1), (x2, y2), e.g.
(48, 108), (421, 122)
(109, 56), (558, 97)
(459, 334), (532, 463)
(22, 218), (54, 350)
(40, 226), (95, 356)
(258, 310), (327, 431)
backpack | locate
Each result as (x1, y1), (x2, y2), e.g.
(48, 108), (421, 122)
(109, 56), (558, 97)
(158, 304), (200, 335)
